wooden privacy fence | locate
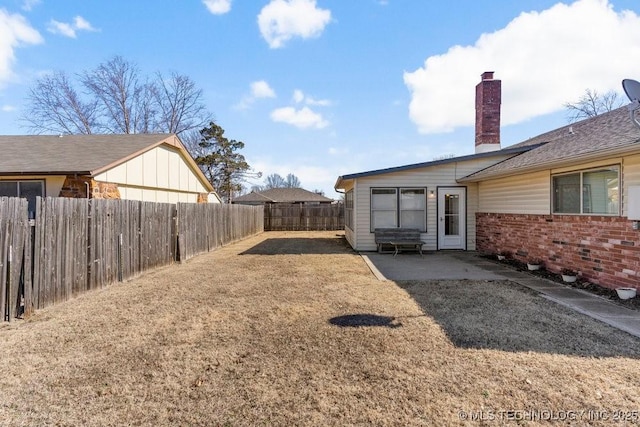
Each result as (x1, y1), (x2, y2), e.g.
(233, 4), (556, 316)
(263, 203), (344, 231)
(1, 197), (264, 321)
(0, 197), (31, 322)
(177, 203), (264, 262)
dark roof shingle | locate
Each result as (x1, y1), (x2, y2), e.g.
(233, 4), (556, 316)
(0, 134), (178, 175)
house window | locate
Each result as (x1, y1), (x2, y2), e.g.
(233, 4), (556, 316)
(371, 188), (397, 230)
(553, 166), (619, 215)
(0, 180), (45, 217)
(371, 188), (426, 231)
(400, 188), (426, 230)
(345, 189), (354, 230)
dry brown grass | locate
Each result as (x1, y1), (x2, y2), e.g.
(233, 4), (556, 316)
(0, 231), (639, 426)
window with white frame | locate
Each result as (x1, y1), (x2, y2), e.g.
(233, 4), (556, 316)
(345, 189), (354, 230)
(371, 187), (426, 231)
(0, 180), (45, 217)
(553, 166), (619, 215)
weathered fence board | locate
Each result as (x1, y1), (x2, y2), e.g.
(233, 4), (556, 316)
(264, 203), (344, 231)
(33, 197), (89, 309)
(177, 203), (264, 262)
(2, 197), (263, 321)
(0, 197), (31, 321)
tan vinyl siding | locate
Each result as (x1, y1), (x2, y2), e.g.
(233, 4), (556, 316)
(623, 154), (640, 217)
(352, 157), (504, 251)
(478, 170), (550, 214)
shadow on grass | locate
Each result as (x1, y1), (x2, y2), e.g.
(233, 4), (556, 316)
(329, 314), (402, 328)
(397, 280), (640, 358)
(240, 237), (352, 255)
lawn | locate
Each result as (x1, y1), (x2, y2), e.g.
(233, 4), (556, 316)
(0, 231), (638, 426)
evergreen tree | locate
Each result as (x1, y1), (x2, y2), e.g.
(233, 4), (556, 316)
(195, 122), (258, 202)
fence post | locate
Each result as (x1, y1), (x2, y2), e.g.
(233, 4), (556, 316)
(117, 233), (123, 282)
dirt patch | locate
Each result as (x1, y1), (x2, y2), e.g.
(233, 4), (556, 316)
(0, 231), (639, 426)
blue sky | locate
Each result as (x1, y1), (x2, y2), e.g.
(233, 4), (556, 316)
(1, 0), (640, 197)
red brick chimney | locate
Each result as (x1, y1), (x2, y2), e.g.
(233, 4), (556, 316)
(475, 71), (501, 153)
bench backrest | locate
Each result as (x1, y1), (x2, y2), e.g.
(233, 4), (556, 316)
(374, 228), (421, 242)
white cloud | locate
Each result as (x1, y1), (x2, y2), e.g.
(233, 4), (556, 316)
(203, 0), (232, 15)
(1, 105), (16, 112)
(404, 0), (640, 134)
(270, 106), (329, 129)
(258, 0), (332, 49)
(0, 10), (42, 87)
(252, 80), (276, 98)
(47, 15), (98, 38)
(21, 0), (41, 11)
(235, 80), (276, 110)
(292, 89), (331, 106)
(73, 16), (96, 31)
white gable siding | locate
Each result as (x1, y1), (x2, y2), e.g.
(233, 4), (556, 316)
(478, 171), (550, 214)
(95, 145), (209, 202)
(351, 157), (506, 252)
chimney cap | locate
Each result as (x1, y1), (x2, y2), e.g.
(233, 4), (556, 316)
(481, 71), (495, 81)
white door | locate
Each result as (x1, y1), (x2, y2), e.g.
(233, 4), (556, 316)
(438, 188), (466, 250)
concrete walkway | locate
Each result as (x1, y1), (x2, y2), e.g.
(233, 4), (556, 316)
(362, 251), (640, 339)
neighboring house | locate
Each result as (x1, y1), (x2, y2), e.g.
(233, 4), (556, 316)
(0, 134), (218, 216)
(335, 71), (640, 290)
(232, 187), (334, 205)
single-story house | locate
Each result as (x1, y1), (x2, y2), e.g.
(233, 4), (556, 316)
(0, 134), (218, 216)
(232, 187), (334, 205)
(335, 72), (640, 290)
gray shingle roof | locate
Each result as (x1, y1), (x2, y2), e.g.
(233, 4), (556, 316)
(234, 187), (333, 203)
(0, 134), (179, 175)
(461, 107), (640, 181)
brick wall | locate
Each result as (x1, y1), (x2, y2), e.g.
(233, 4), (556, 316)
(58, 175), (120, 200)
(476, 213), (640, 290)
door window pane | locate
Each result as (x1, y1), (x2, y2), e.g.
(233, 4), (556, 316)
(444, 194), (459, 235)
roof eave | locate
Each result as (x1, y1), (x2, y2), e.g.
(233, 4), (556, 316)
(459, 142), (640, 182)
(335, 144), (538, 183)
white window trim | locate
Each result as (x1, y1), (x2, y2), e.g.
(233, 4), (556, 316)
(370, 187), (427, 232)
(552, 165), (620, 215)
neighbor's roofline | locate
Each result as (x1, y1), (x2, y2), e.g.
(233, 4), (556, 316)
(334, 144), (541, 189)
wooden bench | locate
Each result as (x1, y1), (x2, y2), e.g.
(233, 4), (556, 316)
(374, 228), (426, 257)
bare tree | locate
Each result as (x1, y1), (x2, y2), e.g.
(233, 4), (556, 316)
(262, 173), (302, 189)
(564, 89), (624, 123)
(284, 173), (301, 188)
(264, 173), (286, 189)
(155, 72), (209, 134)
(23, 71), (97, 134)
(23, 55), (211, 136)
(81, 56), (141, 133)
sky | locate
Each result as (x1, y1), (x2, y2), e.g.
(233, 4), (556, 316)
(1, 0), (640, 198)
